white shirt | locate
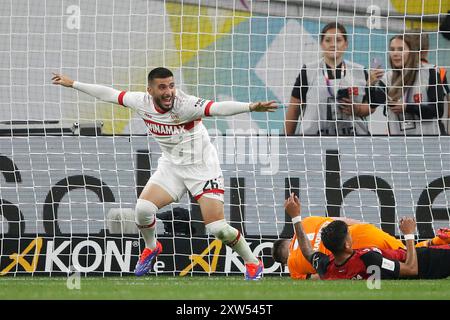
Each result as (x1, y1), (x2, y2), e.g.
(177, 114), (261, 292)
(119, 89), (216, 165)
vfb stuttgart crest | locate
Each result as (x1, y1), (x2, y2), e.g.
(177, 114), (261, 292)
(170, 112), (181, 123)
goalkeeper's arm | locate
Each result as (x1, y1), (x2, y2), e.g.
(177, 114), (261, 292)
(284, 193), (315, 262)
(52, 73), (120, 104)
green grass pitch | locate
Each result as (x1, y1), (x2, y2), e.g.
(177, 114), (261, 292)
(0, 276), (449, 300)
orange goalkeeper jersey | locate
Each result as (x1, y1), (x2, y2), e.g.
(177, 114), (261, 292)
(287, 217), (405, 279)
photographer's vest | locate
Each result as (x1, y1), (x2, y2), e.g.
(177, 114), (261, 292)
(299, 59), (369, 135)
(382, 66), (441, 135)
(422, 61), (449, 135)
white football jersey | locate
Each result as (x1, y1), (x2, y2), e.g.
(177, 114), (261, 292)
(118, 89), (218, 165)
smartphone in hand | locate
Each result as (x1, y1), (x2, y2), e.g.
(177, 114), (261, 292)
(337, 88), (350, 100)
(371, 57), (382, 69)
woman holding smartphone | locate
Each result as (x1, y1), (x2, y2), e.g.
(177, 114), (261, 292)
(379, 34), (446, 135)
(285, 22), (378, 136)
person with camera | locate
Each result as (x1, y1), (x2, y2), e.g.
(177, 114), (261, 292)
(285, 22), (379, 136)
(378, 33), (446, 135)
(419, 32), (449, 134)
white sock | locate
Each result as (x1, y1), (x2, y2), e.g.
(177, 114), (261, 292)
(206, 219), (259, 264)
(135, 199), (158, 249)
(231, 233), (259, 265)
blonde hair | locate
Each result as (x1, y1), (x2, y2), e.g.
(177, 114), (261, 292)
(388, 34), (421, 101)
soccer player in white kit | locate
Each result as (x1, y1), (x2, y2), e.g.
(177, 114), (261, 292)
(52, 68), (277, 280)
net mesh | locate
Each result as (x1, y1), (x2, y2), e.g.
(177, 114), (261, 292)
(0, 0), (449, 276)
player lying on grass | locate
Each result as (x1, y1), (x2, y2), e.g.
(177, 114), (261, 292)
(52, 68), (277, 280)
(272, 197), (450, 280)
(283, 193), (450, 280)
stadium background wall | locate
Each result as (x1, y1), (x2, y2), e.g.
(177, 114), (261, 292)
(1, 136), (449, 276)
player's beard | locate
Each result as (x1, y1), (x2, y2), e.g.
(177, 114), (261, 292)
(154, 94), (174, 111)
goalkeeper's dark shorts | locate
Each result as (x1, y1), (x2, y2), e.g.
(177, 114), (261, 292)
(417, 245), (450, 279)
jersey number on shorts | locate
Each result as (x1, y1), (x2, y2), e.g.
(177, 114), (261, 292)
(203, 178), (223, 191)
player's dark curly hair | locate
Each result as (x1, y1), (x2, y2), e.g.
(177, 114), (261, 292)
(321, 220), (348, 255)
(148, 67), (174, 83)
(271, 239), (289, 265)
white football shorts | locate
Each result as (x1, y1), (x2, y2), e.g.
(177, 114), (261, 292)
(149, 156), (224, 203)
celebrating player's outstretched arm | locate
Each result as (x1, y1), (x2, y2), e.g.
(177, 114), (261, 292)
(52, 72), (278, 117)
(51, 73), (74, 87)
(249, 101), (278, 112)
(52, 72), (123, 105)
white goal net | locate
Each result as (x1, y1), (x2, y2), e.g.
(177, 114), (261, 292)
(0, 0), (449, 276)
